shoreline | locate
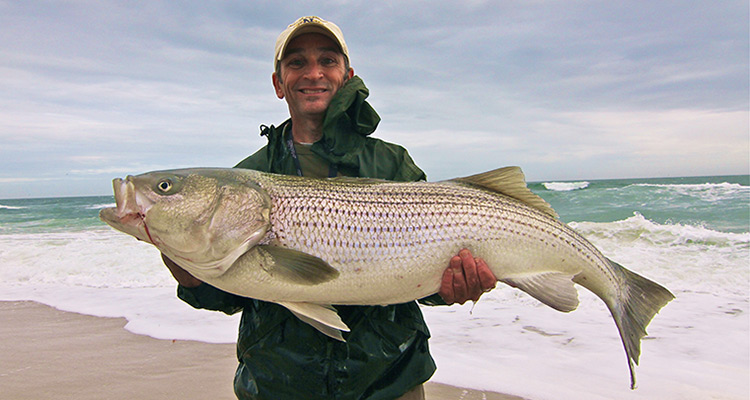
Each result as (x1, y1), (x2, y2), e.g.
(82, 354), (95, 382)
(0, 300), (526, 400)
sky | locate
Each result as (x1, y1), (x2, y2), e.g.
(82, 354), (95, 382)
(1, 1), (748, 199)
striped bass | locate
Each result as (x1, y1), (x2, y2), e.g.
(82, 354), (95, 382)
(99, 166), (674, 388)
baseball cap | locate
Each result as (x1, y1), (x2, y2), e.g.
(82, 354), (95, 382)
(274, 16), (349, 69)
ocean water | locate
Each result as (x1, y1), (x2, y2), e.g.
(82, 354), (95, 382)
(1, 175), (748, 400)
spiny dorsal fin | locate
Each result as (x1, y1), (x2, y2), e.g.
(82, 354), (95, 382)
(451, 167), (558, 218)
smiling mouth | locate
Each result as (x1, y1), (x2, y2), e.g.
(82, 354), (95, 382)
(300, 89), (327, 94)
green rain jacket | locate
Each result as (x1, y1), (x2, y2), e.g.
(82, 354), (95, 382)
(177, 76), (439, 400)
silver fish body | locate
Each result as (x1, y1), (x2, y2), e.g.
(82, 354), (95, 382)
(218, 172), (584, 306)
(99, 166), (673, 388)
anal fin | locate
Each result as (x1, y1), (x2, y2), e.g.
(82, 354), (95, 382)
(501, 271), (580, 312)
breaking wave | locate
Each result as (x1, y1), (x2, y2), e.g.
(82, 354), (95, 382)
(85, 203), (115, 210)
(542, 181), (590, 191)
(630, 182), (749, 202)
(569, 212), (749, 248)
(0, 204), (26, 210)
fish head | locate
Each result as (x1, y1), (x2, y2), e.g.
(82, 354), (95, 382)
(100, 168), (271, 276)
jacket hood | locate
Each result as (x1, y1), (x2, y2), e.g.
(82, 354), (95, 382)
(322, 75), (380, 141)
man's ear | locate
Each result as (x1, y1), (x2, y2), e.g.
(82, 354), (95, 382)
(345, 67), (354, 81)
(272, 72), (284, 99)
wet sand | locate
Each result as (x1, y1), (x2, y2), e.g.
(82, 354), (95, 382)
(0, 301), (525, 400)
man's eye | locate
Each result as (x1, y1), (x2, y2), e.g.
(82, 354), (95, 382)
(287, 59), (304, 68)
(321, 58), (337, 66)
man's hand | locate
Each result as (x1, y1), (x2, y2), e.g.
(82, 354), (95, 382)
(439, 249), (497, 305)
(161, 254), (203, 288)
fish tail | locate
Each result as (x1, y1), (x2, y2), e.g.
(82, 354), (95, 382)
(607, 258), (674, 389)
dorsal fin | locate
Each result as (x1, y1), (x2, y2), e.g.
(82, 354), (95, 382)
(450, 167), (558, 218)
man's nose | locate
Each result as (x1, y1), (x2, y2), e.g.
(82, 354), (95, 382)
(303, 63), (324, 79)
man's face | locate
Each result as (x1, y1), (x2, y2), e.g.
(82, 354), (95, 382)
(273, 33), (353, 121)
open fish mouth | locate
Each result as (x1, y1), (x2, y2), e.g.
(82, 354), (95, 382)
(111, 177), (143, 225)
(100, 177), (156, 244)
(112, 177), (156, 221)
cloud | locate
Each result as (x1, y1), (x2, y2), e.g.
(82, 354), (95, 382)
(0, 177), (57, 184)
(0, 1), (747, 198)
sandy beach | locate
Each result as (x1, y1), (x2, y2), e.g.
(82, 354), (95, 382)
(0, 301), (525, 400)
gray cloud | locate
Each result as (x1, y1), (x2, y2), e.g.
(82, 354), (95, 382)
(0, 0), (747, 198)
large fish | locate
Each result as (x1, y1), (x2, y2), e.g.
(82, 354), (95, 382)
(99, 166), (673, 388)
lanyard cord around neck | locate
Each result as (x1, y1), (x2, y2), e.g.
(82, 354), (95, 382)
(285, 134), (339, 178)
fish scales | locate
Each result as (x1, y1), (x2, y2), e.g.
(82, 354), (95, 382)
(241, 174), (594, 305)
(99, 166), (674, 388)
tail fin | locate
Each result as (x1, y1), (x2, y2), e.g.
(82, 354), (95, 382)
(607, 259), (674, 389)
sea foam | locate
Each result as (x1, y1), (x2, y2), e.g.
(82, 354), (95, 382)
(631, 181), (749, 202)
(0, 203), (26, 210)
(542, 181), (590, 191)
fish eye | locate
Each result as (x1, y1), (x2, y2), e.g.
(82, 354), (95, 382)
(156, 178), (173, 194)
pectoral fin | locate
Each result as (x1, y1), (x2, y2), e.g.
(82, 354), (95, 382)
(258, 245), (339, 285)
(277, 301), (350, 341)
(501, 271), (580, 312)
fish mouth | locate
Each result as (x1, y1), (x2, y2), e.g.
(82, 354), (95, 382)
(112, 177), (145, 221)
(101, 177), (156, 243)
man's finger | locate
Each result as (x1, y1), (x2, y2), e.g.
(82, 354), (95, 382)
(450, 255), (468, 304)
(439, 264), (456, 304)
(475, 257), (497, 292)
(459, 249), (482, 302)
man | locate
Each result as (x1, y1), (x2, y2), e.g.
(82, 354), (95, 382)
(163, 16), (497, 400)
